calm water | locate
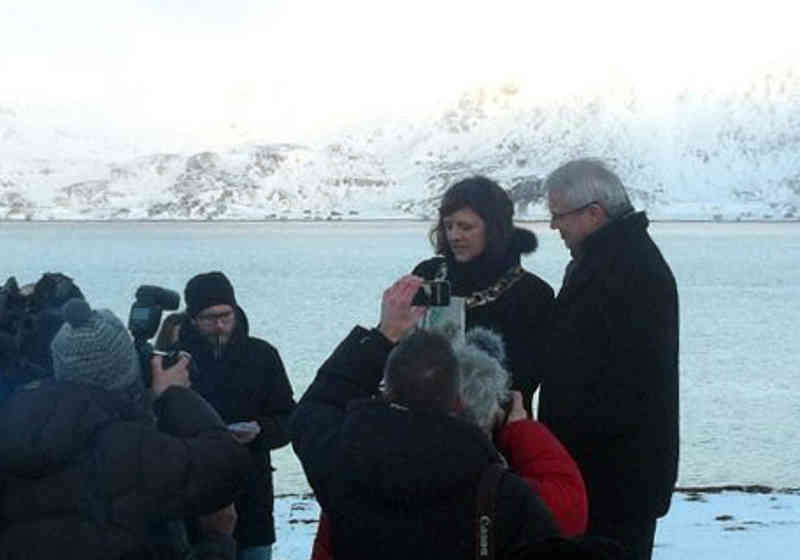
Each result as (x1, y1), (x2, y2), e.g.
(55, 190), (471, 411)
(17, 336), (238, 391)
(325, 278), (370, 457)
(2, 220), (799, 493)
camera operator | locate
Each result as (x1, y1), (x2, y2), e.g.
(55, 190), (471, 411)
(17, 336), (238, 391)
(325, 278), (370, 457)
(0, 298), (251, 560)
(291, 275), (558, 560)
(307, 325), (588, 560)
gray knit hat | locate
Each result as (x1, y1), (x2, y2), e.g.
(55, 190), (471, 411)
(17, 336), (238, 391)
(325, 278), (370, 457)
(51, 298), (142, 397)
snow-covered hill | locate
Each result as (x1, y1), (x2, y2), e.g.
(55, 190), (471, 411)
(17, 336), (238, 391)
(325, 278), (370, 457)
(2, 65), (799, 221)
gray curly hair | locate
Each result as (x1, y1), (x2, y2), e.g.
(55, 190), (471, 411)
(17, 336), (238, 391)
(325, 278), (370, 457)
(453, 327), (511, 433)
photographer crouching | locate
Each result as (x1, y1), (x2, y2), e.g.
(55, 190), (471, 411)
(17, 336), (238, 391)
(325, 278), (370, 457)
(0, 298), (251, 559)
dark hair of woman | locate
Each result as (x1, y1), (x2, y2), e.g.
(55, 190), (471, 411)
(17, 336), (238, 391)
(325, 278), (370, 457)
(429, 176), (514, 262)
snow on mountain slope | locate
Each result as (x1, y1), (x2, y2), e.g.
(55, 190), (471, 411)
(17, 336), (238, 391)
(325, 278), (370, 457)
(2, 64), (799, 221)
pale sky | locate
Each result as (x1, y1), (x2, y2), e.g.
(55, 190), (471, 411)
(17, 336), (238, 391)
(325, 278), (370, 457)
(1, 0), (797, 149)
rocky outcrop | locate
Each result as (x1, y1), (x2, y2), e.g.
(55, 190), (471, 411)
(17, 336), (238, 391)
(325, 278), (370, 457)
(0, 190), (34, 220)
(55, 180), (123, 209)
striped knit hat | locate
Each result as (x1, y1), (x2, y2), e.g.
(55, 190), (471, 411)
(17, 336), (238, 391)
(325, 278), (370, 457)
(51, 298), (143, 400)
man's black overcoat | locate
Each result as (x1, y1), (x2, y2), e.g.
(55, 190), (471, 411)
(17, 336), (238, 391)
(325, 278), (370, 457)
(538, 212), (679, 523)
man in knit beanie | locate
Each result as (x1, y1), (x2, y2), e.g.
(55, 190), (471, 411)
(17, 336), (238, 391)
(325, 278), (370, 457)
(185, 272), (236, 318)
(1, 296), (251, 559)
(50, 298), (146, 403)
(184, 271), (238, 353)
(177, 271), (295, 560)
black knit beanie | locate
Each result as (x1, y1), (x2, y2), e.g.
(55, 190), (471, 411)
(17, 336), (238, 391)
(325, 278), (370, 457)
(184, 271), (237, 317)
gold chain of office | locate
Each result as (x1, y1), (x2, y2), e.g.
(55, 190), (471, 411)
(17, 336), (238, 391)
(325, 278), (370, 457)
(432, 261), (526, 309)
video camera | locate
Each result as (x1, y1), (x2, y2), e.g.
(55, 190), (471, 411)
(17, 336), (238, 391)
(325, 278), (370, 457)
(128, 285), (181, 386)
(1, 273), (84, 388)
(0, 277), (34, 378)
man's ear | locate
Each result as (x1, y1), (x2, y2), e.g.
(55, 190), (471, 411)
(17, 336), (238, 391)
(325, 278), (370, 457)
(452, 395), (465, 414)
(588, 203), (609, 227)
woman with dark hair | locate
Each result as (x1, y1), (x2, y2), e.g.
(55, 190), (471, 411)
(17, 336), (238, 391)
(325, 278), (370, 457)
(412, 176), (554, 411)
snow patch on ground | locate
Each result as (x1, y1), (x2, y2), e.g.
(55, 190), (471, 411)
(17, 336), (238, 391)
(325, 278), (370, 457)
(271, 490), (800, 560)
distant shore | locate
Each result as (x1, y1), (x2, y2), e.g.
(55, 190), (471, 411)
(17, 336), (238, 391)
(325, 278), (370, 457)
(2, 218), (799, 224)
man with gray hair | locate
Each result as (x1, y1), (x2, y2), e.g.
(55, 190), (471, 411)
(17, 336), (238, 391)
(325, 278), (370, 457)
(537, 158), (679, 560)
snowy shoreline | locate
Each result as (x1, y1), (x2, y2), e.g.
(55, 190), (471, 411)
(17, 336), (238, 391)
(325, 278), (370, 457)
(273, 488), (800, 560)
(275, 485), (800, 500)
(675, 485), (800, 495)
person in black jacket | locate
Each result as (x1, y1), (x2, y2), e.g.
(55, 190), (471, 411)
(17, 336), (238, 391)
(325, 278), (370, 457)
(0, 298), (251, 559)
(412, 176), (554, 413)
(291, 275), (559, 560)
(177, 271), (296, 560)
(537, 158), (680, 560)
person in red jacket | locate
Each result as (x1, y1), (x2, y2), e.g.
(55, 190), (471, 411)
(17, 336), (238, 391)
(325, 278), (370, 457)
(455, 327), (587, 538)
(495, 393), (588, 537)
(308, 327), (587, 560)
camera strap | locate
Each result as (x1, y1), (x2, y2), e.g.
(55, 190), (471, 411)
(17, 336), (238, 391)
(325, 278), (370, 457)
(475, 462), (506, 560)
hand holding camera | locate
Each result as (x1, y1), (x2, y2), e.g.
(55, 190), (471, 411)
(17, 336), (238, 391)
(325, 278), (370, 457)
(150, 351), (191, 396)
(378, 275), (428, 343)
(128, 285), (182, 387)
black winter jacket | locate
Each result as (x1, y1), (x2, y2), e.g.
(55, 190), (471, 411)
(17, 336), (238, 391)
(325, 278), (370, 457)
(0, 380), (251, 559)
(538, 212), (680, 522)
(413, 228), (554, 410)
(290, 326), (558, 560)
(178, 307), (295, 547)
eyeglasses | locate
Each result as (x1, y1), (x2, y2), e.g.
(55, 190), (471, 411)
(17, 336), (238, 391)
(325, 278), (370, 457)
(195, 309), (235, 326)
(549, 200), (599, 222)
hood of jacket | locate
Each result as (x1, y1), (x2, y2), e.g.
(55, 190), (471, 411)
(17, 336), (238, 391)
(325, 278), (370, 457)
(0, 380), (150, 477)
(334, 399), (500, 507)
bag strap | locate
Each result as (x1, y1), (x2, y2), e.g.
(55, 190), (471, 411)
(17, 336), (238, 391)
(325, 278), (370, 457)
(475, 462), (506, 560)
